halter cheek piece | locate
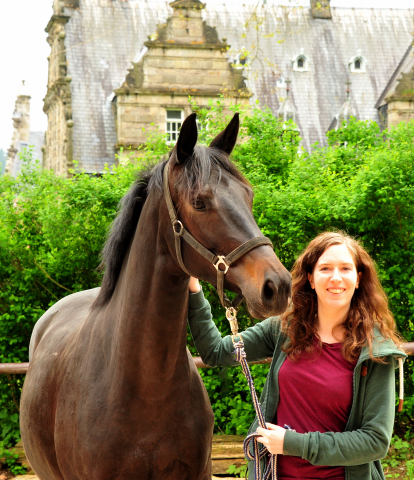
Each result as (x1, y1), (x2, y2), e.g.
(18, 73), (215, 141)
(163, 161), (273, 317)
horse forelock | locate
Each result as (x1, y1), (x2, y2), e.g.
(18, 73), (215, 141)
(93, 145), (247, 308)
(149, 145), (249, 199)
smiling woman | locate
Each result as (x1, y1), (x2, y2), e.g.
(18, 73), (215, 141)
(308, 243), (360, 343)
(282, 232), (400, 363)
(188, 231), (406, 480)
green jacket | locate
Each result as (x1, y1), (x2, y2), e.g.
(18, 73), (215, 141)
(188, 290), (407, 480)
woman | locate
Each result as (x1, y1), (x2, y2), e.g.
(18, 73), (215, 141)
(187, 231), (406, 480)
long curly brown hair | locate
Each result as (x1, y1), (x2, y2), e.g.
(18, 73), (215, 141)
(281, 231), (402, 362)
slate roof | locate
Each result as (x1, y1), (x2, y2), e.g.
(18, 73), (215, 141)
(11, 131), (44, 177)
(63, 0), (414, 168)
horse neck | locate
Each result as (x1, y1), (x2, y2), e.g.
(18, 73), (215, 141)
(106, 189), (190, 376)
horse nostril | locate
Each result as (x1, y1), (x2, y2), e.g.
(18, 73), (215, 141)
(263, 279), (277, 303)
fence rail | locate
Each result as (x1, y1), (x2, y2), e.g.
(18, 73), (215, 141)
(1, 342), (413, 375)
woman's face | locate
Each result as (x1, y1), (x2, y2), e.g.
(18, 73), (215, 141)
(307, 243), (360, 315)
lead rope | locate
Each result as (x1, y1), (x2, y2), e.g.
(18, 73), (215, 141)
(226, 308), (277, 480)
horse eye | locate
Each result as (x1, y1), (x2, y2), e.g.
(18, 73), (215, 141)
(192, 199), (206, 211)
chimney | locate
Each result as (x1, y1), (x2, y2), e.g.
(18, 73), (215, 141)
(310, 0), (332, 19)
(168, 0), (206, 44)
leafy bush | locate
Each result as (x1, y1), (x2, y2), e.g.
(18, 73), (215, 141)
(382, 435), (414, 479)
(0, 108), (413, 457)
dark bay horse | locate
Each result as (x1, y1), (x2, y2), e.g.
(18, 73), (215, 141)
(20, 113), (292, 480)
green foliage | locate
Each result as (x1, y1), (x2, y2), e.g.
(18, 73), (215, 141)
(327, 116), (383, 150)
(0, 149), (6, 176)
(0, 408), (20, 447)
(0, 442), (26, 476)
(0, 106), (414, 476)
(382, 435), (414, 478)
(226, 462), (248, 478)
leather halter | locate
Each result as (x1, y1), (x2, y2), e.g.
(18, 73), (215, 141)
(163, 161), (273, 311)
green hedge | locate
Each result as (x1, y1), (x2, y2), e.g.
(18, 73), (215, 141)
(0, 105), (413, 453)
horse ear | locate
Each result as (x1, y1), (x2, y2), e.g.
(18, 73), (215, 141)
(174, 113), (198, 164)
(209, 113), (239, 155)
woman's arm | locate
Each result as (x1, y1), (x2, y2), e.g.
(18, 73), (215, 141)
(188, 278), (278, 367)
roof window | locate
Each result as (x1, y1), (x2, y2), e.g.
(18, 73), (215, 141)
(291, 48), (309, 72)
(349, 50), (367, 74)
(233, 48), (249, 69)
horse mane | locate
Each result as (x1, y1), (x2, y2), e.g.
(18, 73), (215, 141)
(93, 146), (249, 308)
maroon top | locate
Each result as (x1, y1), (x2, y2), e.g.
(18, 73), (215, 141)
(276, 338), (356, 480)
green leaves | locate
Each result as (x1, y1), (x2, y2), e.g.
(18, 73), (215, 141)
(1, 113), (414, 448)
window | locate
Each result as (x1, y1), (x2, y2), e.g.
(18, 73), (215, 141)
(166, 110), (183, 142)
(233, 48), (249, 69)
(349, 50), (366, 73)
(291, 49), (309, 72)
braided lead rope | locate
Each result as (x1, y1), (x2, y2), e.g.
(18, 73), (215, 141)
(233, 337), (277, 480)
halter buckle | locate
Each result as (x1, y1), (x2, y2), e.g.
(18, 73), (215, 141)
(214, 256), (230, 274)
(173, 220), (184, 236)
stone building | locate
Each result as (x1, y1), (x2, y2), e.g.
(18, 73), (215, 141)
(5, 82), (44, 177)
(376, 43), (414, 128)
(42, 0), (413, 176)
(114, 0), (250, 162)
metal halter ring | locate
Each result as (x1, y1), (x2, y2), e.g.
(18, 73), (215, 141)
(214, 256), (230, 274)
(173, 220), (184, 236)
(226, 307), (237, 322)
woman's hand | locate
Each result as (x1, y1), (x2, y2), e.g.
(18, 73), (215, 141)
(189, 276), (201, 293)
(256, 423), (286, 455)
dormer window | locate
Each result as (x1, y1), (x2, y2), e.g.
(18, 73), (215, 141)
(349, 50), (367, 73)
(233, 48), (249, 69)
(291, 48), (309, 72)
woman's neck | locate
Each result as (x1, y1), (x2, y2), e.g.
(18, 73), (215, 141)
(316, 305), (349, 343)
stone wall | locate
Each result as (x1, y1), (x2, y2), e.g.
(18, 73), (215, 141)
(387, 98), (414, 127)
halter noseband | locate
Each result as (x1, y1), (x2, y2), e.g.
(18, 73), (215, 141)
(163, 161), (273, 314)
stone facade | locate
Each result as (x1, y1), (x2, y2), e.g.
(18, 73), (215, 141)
(114, 0), (250, 160)
(5, 83), (31, 175)
(42, 0), (249, 175)
(376, 43), (414, 129)
(43, 0), (76, 176)
(386, 66), (414, 127)
(5, 83), (45, 177)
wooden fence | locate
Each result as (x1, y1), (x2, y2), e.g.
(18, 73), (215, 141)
(1, 342), (414, 374)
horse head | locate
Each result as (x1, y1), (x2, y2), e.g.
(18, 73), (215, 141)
(166, 113), (291, 319)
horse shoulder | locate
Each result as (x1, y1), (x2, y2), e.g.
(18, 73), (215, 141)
(29, 287), (101, 360)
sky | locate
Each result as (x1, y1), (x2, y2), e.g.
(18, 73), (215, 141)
(0, 0), (413, 153)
